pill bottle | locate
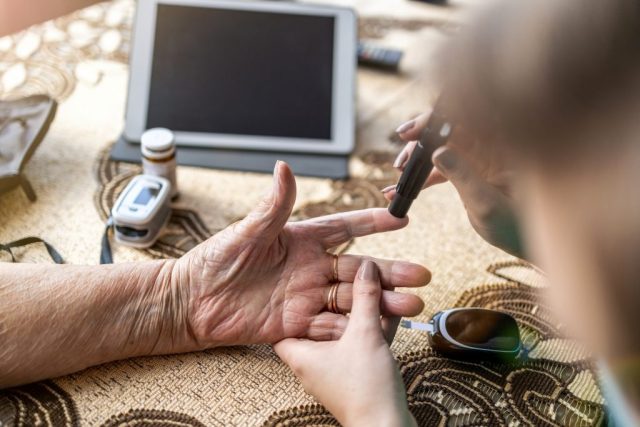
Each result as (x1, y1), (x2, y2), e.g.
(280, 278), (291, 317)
(141, 128), (178, 199)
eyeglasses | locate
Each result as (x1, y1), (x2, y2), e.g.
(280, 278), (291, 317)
(401, 308), (521, 362)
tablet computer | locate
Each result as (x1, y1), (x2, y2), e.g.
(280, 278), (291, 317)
(124, 0), (356, 155)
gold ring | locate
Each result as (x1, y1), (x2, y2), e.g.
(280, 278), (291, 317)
(327, 283), (341, 314)
(331, 253), (339, 283)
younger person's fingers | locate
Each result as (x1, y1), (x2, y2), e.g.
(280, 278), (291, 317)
(382, 169), (447, 202)
(392, 140), (418, 169)
(381, 316), (401, 345)
(433, 146), (523, 256)
(298, 208), (408, 249)
(333, 254), (431, 289)
(395, 110), (432, 141)
(425, 169), (448, 188)
(306, 312), (348, 341)
(273, 338), (317, 375)
(350, 260), (383, 330)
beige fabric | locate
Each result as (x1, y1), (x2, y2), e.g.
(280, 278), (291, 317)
(0, 2), (606, 425)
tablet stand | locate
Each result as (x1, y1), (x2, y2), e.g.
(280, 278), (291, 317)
(111, 136), (349, 179)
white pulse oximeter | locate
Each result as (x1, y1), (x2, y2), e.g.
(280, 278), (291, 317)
(111, 174), (171, 248)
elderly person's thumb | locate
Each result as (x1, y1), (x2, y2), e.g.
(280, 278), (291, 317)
(236, 161), (297, 240)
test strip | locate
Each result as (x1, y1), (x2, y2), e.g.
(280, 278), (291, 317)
(400, 319), (434, 333)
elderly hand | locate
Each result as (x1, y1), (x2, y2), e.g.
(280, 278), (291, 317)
(275, 260), (417, 427)
(385, 111), (524, 258)
(0, 161), (429, 388)
(171, 161), (429, 350)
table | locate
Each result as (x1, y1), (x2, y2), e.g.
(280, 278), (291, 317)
(0, 1), (608, 425)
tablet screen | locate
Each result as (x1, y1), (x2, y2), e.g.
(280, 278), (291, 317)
(146, 5), (335, 141)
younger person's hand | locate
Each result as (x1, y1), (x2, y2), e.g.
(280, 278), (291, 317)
(274, 260), (417, 427)
(385, 111), (524, 258)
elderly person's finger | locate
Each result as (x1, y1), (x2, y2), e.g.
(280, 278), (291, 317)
(325, 282), (424, 317)
(331, 254), (430, 289)
(394, 110), (432, 141)
(306, 312), (349, 341)
(234, 161), (297, 240)
(296, 208), (408, 249)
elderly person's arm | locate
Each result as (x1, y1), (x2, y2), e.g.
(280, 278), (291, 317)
(0, 260), (183, 387)
(0, 0), (103, 37)
(0, 162), (430, 388)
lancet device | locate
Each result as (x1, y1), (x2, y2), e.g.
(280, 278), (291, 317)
(388, 99), (453, 218)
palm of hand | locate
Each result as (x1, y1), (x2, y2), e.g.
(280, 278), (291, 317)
(174, 162), (427, 349)
(183, 225), (332, 346)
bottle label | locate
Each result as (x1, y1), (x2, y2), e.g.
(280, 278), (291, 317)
(142, 158), (178, 197)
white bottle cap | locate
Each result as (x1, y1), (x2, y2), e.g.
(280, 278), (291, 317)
(141, 128), (175, 159)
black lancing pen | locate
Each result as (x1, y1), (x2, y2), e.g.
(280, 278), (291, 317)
(388, 99), (454, 218)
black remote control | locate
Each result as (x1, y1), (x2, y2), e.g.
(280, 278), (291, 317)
(357, 42), (403, 71)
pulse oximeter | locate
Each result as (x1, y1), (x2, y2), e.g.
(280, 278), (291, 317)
(111, 174), (171, 248)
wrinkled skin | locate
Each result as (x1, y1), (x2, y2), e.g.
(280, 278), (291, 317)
(174, 162), (430, 349)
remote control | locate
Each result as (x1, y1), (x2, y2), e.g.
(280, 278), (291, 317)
(357, 42), (403, 71)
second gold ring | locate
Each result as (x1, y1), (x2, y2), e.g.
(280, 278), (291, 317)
(327, 283), (341, 314)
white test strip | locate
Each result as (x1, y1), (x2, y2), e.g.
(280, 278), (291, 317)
(400, 319), (434, 333)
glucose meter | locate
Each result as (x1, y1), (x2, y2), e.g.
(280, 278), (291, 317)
(111, 174), (171, 248)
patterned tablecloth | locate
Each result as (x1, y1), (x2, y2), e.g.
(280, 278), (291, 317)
(0, 1), (608, 425)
